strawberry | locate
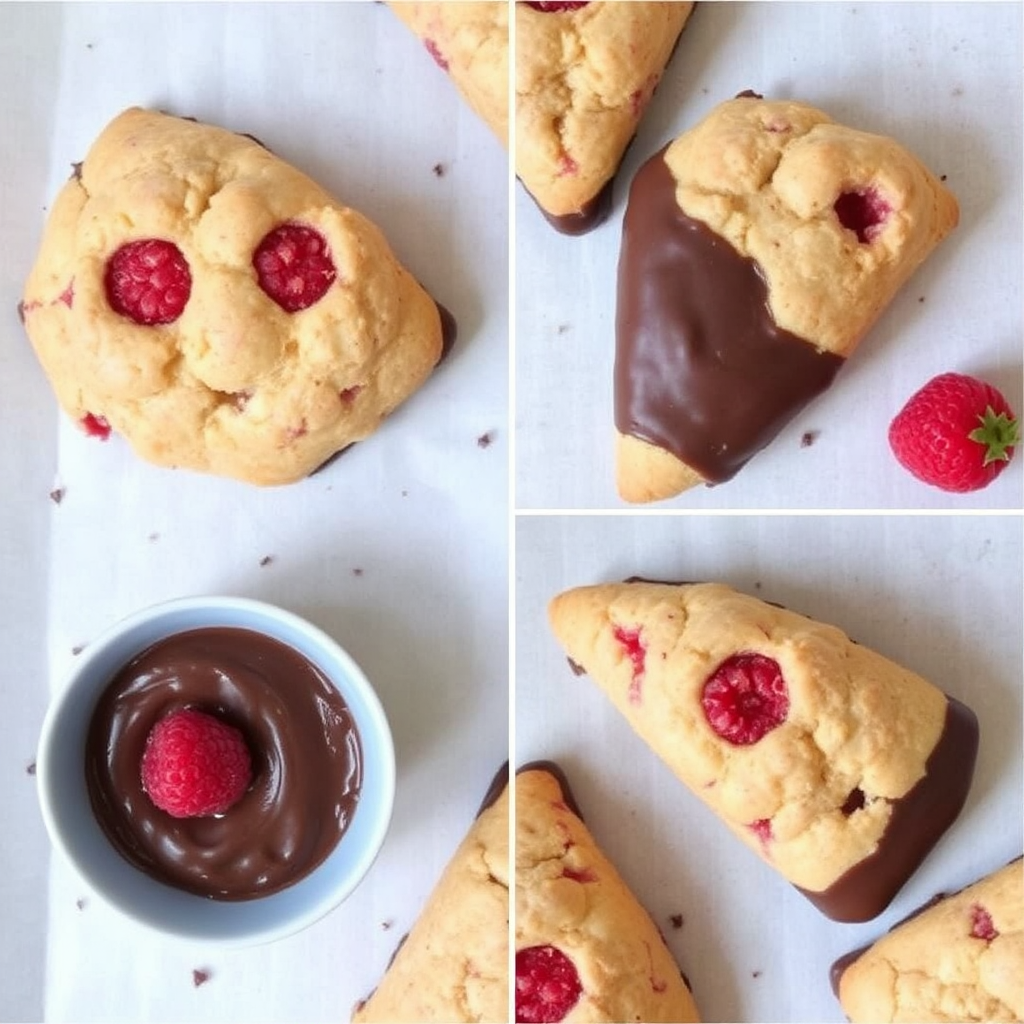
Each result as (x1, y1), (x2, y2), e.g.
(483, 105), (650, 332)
(888, 372), (1019, 493)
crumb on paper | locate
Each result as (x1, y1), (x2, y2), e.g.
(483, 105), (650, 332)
(401, 489), (408, 497)
(940, 174), (948, 181)
(952, 85), (963, 96)
(800, 430), (820, 448)
(477, 431), (495, 449)
(76, 898), (87, 911)
(557, 323), (571, 335)
(918, 296), (926, 303)
(754, 581), (762, 590)
(26, 761), (36, 776)
(432, 162), (445, 177)
(352, 567), (364, 577)
(259, 555), (274, 567)
(49, 487), (66, 505)
(148, 532), (160, 542)
(192, 968), (211, 988)
(669, 913), (684, 929)
(72, 644), (86, 656)
(752, 970), (763, 979)
(381, 919), (393, 931)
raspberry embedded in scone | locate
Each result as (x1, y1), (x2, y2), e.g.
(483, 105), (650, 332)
(516, 762), (700, 1023)
(22, 108), (452, 485)
(517, 1), (694, 234)
(548, 581), (979, 922)
(352, 764), (509, 1023)
(833, 858), (1024, 1022)
(615, 93), (959, 502)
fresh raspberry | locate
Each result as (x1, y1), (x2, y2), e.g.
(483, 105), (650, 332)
(105, 239), (192, 325)
(561, 865), (598, 883)
(889, 372), (1020, 492)
(253, 223), (337, 312)
(424, 38), (449, 70)
(969, 904), (998, 941)
(702, 653), (789, 745)
(80, 413), (111, 440)
(524, 2), (590, 10)
(515, 946), (583, 1023)
(834, 187), (891, 243)
(140, 708), (252, 818)
(748, 818), (773, 848)
(612, 624), (646, 705)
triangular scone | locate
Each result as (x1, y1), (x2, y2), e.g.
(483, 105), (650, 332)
(353, 765), (509, 1023)
(388, 3), (509, 146)
(516, 762), (700, 1023)
(833, 858), (1024, 1023)
(615, 93), (959, 501)
(21, 108), (451, 486)
(517, 2), (694, 234)
(548, 581), (979, 922)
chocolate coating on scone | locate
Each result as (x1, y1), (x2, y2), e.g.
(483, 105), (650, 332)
(548, 581), (978, 920)
(516, 759), (584, 820)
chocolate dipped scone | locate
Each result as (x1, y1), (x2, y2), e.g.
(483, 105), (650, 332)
(548, 581), (979, 922)
(516, 762), (700, 1023)
(833, 858), (1023, 1022)
(517, 1), (694, 234)
(388, 2), (509, 145)
(353, 764), (510, 1023)
(615, 93), (959, 502)
(22, 108), (451, 485)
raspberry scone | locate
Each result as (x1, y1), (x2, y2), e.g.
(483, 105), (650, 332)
(388, 3), (509, 146)
(352, 764), (509, 1023)
(548, 580), (979, 922)
(516, 762), (700, 1023)
(832, 858), (1023, 1022)
(517, 2), (694, 234)
(615, 93), (959, 502)
(22, 108), (453, 485)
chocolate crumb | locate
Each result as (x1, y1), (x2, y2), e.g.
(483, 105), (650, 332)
(72, 644), (86, 656)
(86, 42), (94, 49)
(259, 555), (274, 567)
(352, 567), (364, 577)
(752, 970), (762, 979)
(754, 581), (762, 590)
(192, 969), (211, 988)
(918, 296), (926, 303)
(669, 914), (684, 929)
(401, 489), (408, 497)
(800, 430), (820, 448)
(26, 761), (36, 776)
(148, 532), (160, 542)
(952, 86), (963, 97)
(16, 300), (26, 325)
(432, 162), (445, 177)
(49, 487), (65, 504)
(940, 174), (948, 181)
(70, 161), (83, 181)
(557, 323), (571, 335)
(477, 431), (495, 449)
(76, 898), (87, 911)
(381, 919), (393, 930)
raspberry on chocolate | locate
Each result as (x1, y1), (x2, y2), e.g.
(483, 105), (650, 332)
(105, 239), (192, 325)
(702, 652), (789, 745)
(515, 945), (583, 1023)
(140, 708), (252, 818)
(834, 187), (891, 243)
(253, 223), (337, 313)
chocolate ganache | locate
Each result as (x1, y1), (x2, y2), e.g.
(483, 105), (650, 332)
(85, 626), (362, 900)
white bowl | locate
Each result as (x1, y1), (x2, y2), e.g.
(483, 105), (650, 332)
(36, 596), (395, 945)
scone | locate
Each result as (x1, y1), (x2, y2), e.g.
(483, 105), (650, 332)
(388, 2), (509, 145)
(516, 762), (700, 1023)
(833, 858), (1023, 1022)
(352, 764), (510, 1023)
(548, 580), (979, 922)
(517, 2), (694, 234)
(615, 92), (959, 502)
(22, 108), (452, 485)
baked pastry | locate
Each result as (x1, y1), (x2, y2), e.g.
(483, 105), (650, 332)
(22, 107), (452, 485)
(352, 764), (510, 1023)
(516, 762), (700, 1023)
(548, 580), (979, 922)
(517, 2), (694, 234)
(615, 92), (959, 502)
(388, 2), (509, 145)
(832, 857), (1023, 1022)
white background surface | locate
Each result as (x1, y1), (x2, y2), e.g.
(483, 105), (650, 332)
(515, 513), (1023, 1023)
(0, 3), (508, 1022)
(514, 1), (1024, 510)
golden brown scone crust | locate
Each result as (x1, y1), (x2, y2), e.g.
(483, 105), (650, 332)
(516, 767), (700, 1023)
(838, 859), (1024, 1023)
(615, 94), (958, 502)
(547, 582), (949, 894)
(516, 2), (693, 219)
(352, 781), (510, 1023)
(389, 2), (509, 146)
(23, 107), (443, 485)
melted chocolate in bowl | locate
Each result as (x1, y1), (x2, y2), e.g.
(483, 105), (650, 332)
(84, 626), (362, 900)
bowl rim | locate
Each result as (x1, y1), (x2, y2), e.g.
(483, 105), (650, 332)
(36, 594), (396, 946)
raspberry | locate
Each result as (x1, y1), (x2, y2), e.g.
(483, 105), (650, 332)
(515, 946), (583, 1023)
(748, 818), (773, 848)
(524, 2), (590, 10)
(105, 239), (192, 325)
(969, 904), (998, 941)
(140, 708), (252, 818)
(253, 223), (337, 312)
(561, 866), (598, 883)
(702, 653), (789, 745)
(834, 187), (891, 243)
(80, 413), (111, 440)
(612, 625), (646, 705)
(424, 38), (449, 71)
